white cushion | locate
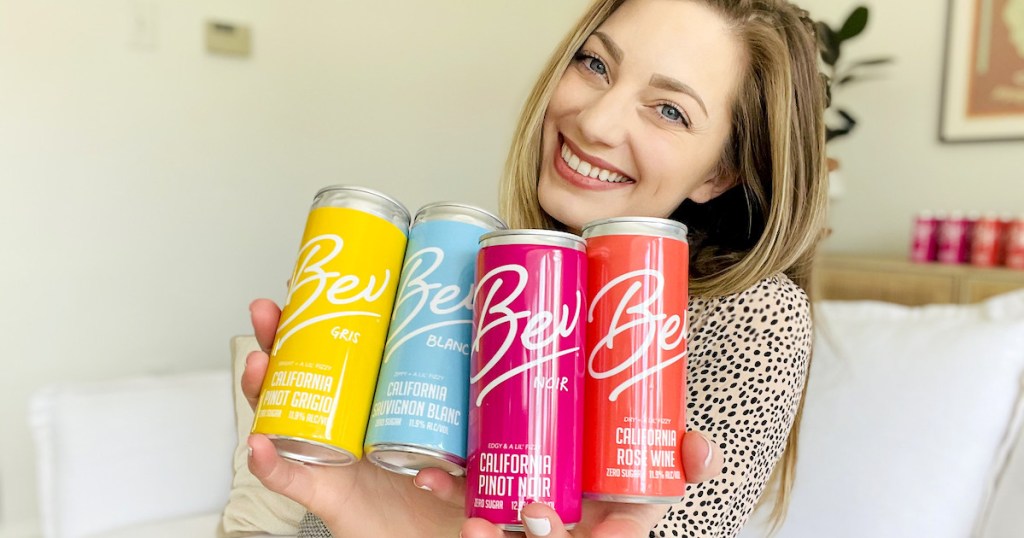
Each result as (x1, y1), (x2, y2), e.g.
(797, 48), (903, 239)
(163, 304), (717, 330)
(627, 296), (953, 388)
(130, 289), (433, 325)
(741, 290), (1024, 538)
(979, 373), (1024, 538)
(219, 335), (304, 536)
(30, 371), (236, 538)
(85, 512), (287, 538)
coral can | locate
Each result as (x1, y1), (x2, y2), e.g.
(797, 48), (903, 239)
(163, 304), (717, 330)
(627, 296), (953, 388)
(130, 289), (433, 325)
(581, 217), (689, 503)
(466, 229), (587, 531)
(251, 185), (410, 465)
(970, 214), (1003, 267)
(365, 203), (506, 476)
(1006, 216), (1024, 270)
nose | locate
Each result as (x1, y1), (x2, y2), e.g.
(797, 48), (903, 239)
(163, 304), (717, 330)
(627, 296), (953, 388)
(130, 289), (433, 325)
(575, 88), (630, 148)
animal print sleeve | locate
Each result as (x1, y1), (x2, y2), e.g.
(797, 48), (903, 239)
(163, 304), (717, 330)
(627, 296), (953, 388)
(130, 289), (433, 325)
(651, 275), (812, 538)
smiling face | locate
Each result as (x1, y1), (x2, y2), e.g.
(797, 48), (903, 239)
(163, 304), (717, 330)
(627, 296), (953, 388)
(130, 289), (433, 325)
(537, 0), (747, 232)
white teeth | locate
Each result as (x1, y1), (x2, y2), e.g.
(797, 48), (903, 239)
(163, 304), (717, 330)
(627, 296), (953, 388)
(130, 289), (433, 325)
(559, 142), (631, 184)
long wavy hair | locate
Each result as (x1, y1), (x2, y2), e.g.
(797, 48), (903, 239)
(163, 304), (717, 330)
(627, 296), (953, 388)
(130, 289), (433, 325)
(498, 0), (829, 530)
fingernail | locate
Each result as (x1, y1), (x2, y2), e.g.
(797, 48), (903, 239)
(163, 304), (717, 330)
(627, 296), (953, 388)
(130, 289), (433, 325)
(703, 435), (714, 468)
(247, 446), (253, 458)
(522, 515), (551, 536)
(412, 476), (432, 492)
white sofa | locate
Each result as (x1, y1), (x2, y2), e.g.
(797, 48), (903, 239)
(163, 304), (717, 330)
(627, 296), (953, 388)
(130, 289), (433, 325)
(28, 291), (1024, 538)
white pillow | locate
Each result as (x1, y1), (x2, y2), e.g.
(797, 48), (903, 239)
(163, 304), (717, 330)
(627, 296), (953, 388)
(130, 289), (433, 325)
(219, 335), (304, 537)
(978, 372), (1024, 538)
(30, 370), (236, 538)
(741, 290), (1024, 538)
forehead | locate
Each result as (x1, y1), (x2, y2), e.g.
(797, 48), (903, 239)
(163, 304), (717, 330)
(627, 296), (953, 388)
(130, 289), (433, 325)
(594, 0), (746, 99)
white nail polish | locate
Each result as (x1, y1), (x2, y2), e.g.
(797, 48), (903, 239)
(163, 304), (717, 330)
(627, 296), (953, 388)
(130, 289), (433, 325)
(416, 483), (432, 492)
(247, 446), (253, 458)
(522, 515), (552, 536)
(703, 435), (714, 467)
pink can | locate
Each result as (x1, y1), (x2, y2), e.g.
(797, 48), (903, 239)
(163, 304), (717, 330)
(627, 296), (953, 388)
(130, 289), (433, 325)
(910, 211), (939, 263)
(466, 229), (586, 530)
(937, 212), (970, 264)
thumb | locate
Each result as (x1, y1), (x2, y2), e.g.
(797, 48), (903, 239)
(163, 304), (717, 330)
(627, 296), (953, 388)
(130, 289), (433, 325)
(681, 431), (723, 484)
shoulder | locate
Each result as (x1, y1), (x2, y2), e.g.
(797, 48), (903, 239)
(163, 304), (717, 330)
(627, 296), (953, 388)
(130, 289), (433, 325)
(690, 273), (810, 324)
(688, 274), (813, 361)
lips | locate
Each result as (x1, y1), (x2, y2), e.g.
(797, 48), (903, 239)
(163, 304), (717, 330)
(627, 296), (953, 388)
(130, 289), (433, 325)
(553, 135), (635, 190)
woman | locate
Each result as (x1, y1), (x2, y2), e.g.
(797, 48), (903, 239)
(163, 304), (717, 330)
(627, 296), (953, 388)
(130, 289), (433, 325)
(245, 0), (827, 536)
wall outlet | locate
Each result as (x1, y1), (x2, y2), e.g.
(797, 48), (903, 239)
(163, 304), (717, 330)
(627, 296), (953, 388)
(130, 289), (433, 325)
(205, 21), (251, 57)
(127, 0), (158, 50)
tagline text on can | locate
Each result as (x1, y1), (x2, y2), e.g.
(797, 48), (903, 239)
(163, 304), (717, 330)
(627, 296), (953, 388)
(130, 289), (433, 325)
(466, 230), (587, 530)
(365, 203), (506, 476)
(581, 217), (689, 503)
(251, 186), (409, 465)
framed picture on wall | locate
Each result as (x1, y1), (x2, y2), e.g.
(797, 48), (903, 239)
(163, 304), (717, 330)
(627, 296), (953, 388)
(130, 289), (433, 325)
(939, 0), (1024, 142)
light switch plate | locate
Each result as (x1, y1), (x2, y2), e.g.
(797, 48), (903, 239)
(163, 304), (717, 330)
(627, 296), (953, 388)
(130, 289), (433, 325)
(205, 21), (251, 57)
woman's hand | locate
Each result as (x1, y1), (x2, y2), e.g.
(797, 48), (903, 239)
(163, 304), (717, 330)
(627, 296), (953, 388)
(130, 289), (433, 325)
(245, 298), (722, 537)
(244, 299), (466, 537)
(458, 431), (723, 538)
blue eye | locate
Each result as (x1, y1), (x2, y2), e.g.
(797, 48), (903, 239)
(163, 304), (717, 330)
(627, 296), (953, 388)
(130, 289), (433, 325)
(574, 52), (608, 78)
(657, 104), (690, 127)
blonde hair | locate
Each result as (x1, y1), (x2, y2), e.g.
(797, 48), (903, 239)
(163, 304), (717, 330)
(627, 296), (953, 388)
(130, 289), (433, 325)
(499, 0), (829, 531)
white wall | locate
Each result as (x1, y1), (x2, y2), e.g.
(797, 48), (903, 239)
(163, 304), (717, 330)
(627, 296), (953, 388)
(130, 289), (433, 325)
(0, 0), (589, 529)
(800, 0), (1024, 255)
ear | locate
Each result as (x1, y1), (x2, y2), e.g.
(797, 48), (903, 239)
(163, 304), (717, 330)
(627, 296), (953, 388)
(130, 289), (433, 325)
(687, 170), (739, 204)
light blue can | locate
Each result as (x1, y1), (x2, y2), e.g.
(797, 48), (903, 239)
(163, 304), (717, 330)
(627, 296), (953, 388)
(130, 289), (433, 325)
(365, 202), (505, 476)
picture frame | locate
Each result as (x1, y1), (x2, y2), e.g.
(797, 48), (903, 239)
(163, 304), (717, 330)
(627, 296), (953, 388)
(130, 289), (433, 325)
(939, 0), (1024, 142)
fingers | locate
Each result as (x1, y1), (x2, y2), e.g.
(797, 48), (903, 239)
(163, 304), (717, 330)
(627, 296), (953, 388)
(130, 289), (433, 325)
(413, 467), (466, 506)
(247, 434), (317, 508)
(681, 431), (724, 484)
(249, 299), (281, 353)
(519, 502), (567, 538)
(460, 518), (508, 538)
(242, 350), (269, 411)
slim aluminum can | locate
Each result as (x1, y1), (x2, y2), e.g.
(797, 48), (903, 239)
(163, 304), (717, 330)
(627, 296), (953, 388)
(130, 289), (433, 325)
(365, 203), (506, 476)
(970, 214), (1002, 267)
(1006, 217), (1024, 270)
(937, 212), (969, 264)
(466, 230), (586, 531)
(251, 186), (410, 465)
(581, 217), (689, 503)
(910, 211), (939, 263)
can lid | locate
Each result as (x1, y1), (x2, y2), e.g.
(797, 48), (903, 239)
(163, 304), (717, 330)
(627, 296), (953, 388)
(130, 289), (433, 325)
(581, 216), (688, 241)
(479, 228), (585, 251)
(413, 202), (507, 231)
(312, 185), (411, 232)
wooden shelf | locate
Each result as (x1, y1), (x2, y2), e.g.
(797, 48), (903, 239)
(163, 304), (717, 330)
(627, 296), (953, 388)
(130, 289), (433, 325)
(815, 255), (1024, 305)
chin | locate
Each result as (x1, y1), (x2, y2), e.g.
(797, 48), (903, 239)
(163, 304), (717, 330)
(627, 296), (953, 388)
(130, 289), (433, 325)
(537, 181), (611, 233)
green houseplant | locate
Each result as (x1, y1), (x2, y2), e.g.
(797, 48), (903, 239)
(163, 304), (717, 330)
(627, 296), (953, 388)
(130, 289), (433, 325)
(815, 6), (893, 142)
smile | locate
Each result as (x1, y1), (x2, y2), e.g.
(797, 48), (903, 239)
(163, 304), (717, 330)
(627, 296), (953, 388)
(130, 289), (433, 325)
(560, 143), (634, 184)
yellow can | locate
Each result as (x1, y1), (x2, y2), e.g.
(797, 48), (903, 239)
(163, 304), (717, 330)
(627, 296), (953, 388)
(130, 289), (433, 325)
(252, 185), (410, 465)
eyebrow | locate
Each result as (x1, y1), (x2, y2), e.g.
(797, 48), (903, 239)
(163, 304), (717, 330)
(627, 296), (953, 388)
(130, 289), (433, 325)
(592, 31), (623, 64)
(650, 74), (709, 118)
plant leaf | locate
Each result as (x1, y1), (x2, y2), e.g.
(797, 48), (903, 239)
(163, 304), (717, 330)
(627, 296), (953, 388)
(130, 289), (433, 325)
(816, 21), (839, 66)
(845, 57), (894, 70)
(838, 6), (869, 42)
